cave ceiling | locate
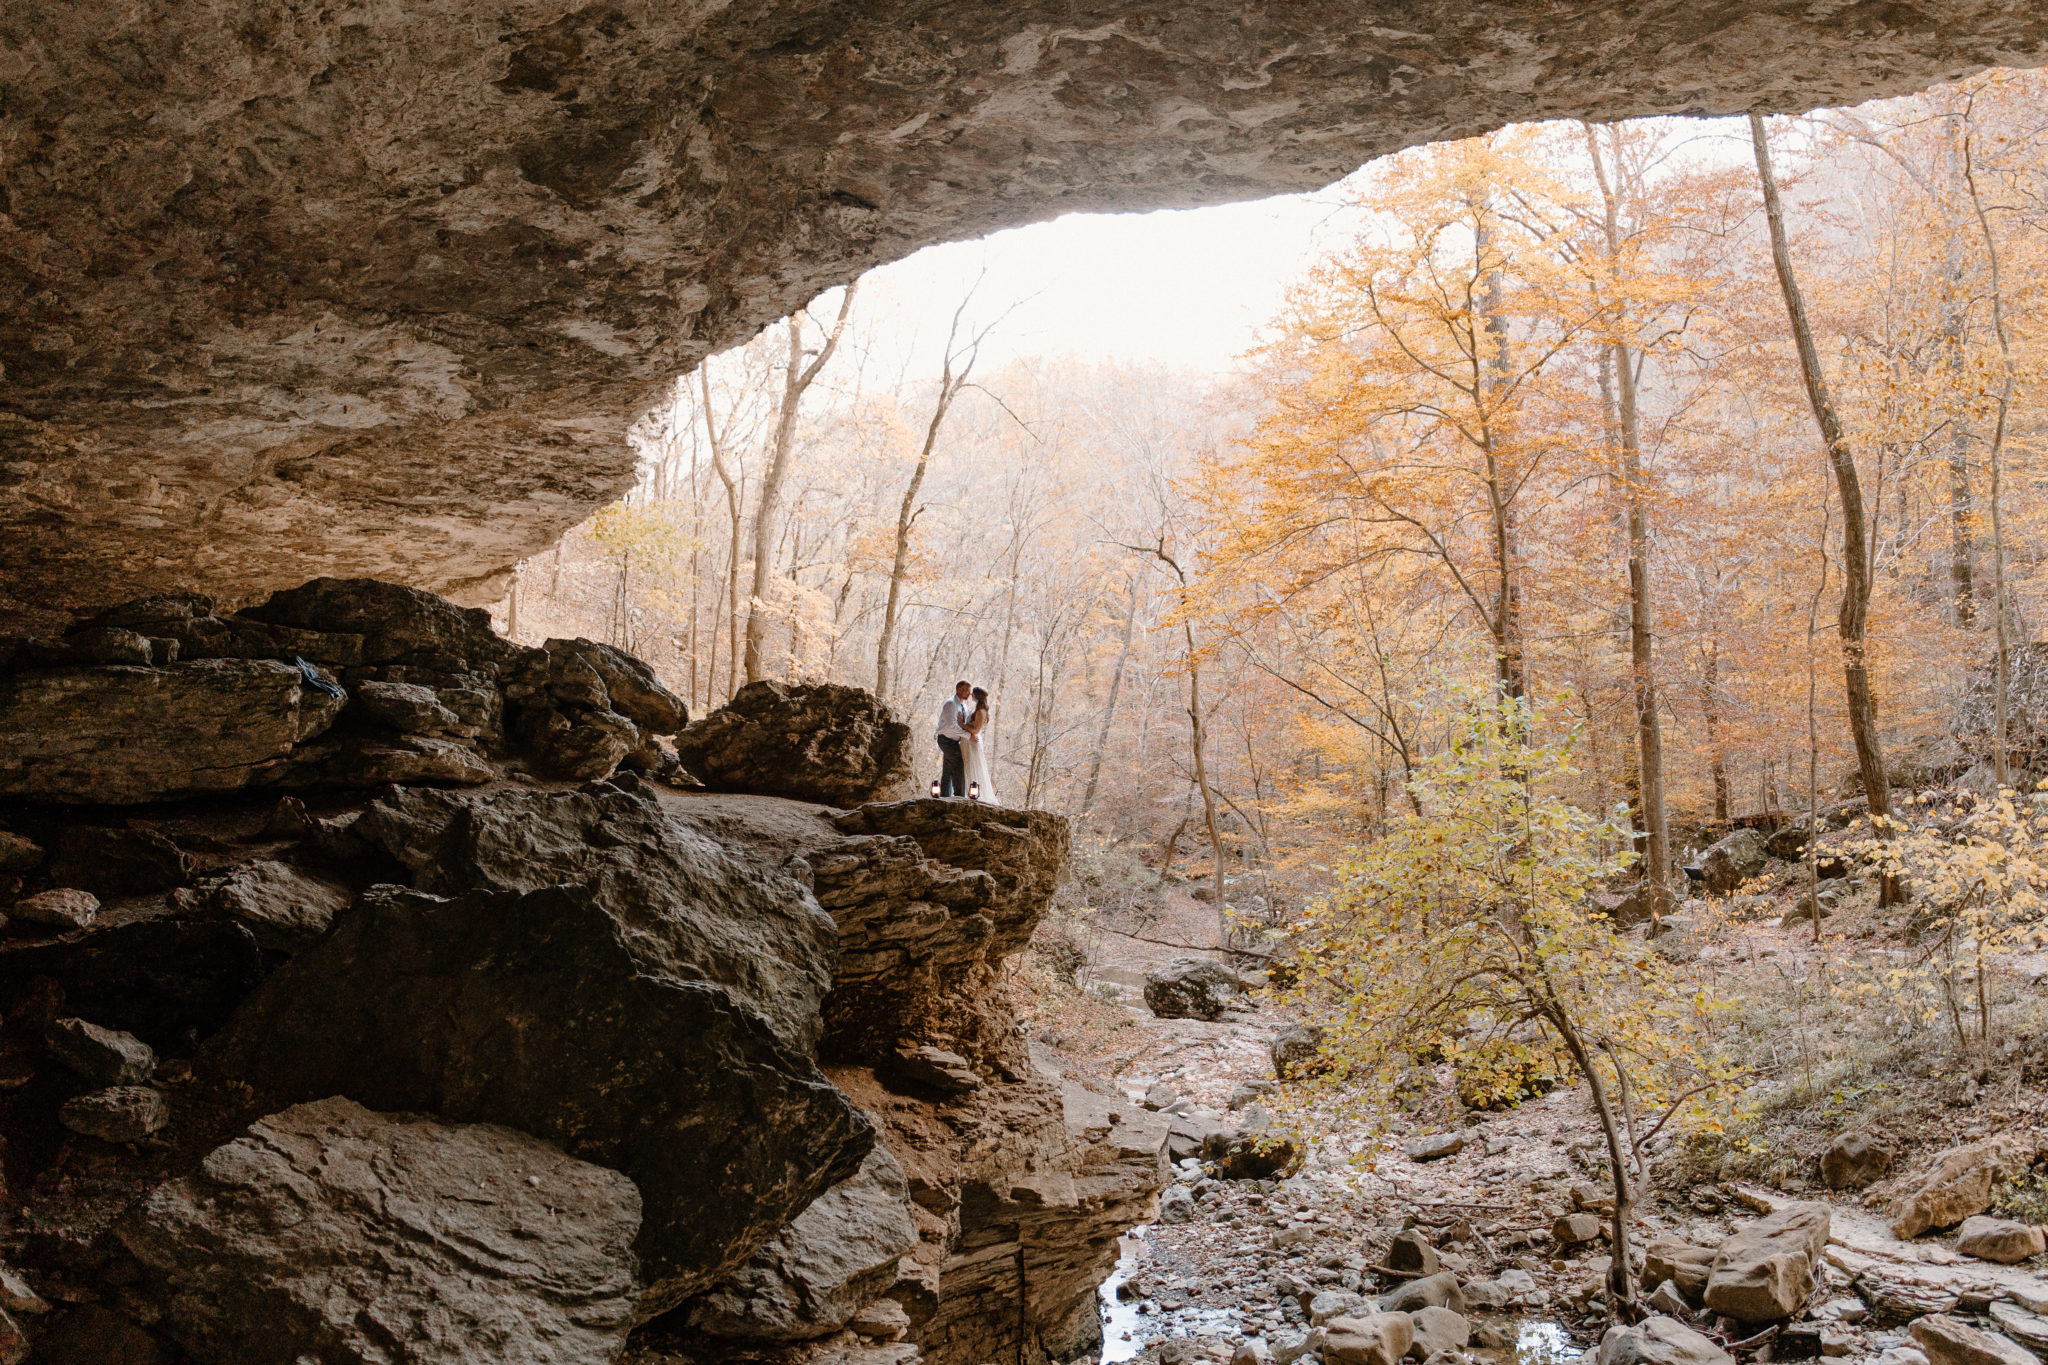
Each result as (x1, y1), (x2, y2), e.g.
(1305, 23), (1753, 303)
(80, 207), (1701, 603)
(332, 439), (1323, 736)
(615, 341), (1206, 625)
(3, 1), (2045, 627)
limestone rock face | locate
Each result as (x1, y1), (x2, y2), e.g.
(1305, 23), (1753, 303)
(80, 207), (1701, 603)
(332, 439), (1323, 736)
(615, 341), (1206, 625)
(660, 790), (1153, 1365)
(676, 682), (912, 808)
(1704, 1202), (1831, 1322)
(0, 659), (343, 804)
(1144, 956), (1241, 1020)
(686, 1144), (919, 1341)
(118, 1097), (643, 1365)
(9, 2), (2047, 626)
(205, 782), (873, 1313)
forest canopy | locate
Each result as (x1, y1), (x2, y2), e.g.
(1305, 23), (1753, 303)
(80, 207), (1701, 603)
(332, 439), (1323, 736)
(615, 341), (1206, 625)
(507, 69), (2048, 939)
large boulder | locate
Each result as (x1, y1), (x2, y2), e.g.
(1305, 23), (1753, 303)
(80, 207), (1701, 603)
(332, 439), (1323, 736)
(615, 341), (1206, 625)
(1891, 1133), (2041, 1239)
(1696, 828), (1769, 896)
(686, 1144), (917, 1341)
(1599, 1316), (1734, 1365)
(1590, 882), (1660, 929)
(1955, 1216), (2046, 1264)
(1821, 1131), (1894, 1190)
(119, 1097), (642, 1365)
(0, 658), (343, 803)
(1703, 1202), (1831, 1322)
(205, 783), (873, 1313)
(1407, 1305), (1469, 1360)
(240, 577), (519, 669)
(1322, 1312), (1414, 1365)
(195, 858), (352, 953)
(1144, 956), (1240, 1021)
(1380, 1273), (1464, 1315)
(1912, 1315), (2043, 1365)
(544, 637), (687, 735)
(1641, 1238), (1717, 1304)
(674, 681), (912, 806)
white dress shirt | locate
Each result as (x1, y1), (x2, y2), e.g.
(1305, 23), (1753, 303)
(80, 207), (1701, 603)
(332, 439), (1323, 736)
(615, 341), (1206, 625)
(936, 697), (972, 742)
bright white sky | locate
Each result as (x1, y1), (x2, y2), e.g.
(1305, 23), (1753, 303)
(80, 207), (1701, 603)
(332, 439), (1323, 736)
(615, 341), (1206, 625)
(831, 112), (1766, 382)
(843, 172), (1374, 381)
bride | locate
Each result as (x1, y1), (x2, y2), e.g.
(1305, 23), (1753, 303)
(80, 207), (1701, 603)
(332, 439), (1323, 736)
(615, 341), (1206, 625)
(963, 687), (1002, 805)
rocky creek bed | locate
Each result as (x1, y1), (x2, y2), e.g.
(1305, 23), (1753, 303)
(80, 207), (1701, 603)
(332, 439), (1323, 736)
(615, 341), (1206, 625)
(1028, 945), (2048, 1365)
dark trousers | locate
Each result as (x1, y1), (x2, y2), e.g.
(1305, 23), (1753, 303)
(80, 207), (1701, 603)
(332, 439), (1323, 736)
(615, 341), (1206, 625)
(936, 736), (965, 797)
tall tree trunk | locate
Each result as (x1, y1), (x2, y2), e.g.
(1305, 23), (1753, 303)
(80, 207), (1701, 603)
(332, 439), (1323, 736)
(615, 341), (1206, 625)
(1948, 422), (1977, 628)
(744, 286), (856, 684)
(1184, 622), (1229, 949)
(1751, 114), (1891, 820)
(1703, 641), (1730, 824)
(1962, 116), (2016, 788)
(1474, 210), (1525, 702)
(1585, 121), (1670, 911)
(1080, 579), (1141, 820)
(699, 367), (745, 703)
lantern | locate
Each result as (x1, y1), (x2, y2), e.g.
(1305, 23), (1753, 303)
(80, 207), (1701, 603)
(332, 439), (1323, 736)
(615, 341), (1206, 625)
(930, 779), (942, 798)
(969, 781), (980, 801)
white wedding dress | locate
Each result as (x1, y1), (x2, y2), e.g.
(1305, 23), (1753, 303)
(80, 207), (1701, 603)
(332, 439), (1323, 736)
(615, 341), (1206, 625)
(962, 725), (1001, 805)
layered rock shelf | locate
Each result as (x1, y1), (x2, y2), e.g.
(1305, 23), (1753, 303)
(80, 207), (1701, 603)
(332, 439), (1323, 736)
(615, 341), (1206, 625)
(0, 577), (1166, 1364)
(8, 4), (2048, 626)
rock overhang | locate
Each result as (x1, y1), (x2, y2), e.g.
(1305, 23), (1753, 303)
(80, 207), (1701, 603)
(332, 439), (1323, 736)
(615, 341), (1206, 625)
(4, 0), (2046, 626)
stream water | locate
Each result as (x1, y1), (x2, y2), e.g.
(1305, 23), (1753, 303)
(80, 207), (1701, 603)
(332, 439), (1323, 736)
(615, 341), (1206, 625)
(1092, 1227), (1583, 1365)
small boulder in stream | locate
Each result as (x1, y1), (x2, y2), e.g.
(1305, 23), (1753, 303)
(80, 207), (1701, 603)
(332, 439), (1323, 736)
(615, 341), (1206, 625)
(1599, 1315), (1734, 1365)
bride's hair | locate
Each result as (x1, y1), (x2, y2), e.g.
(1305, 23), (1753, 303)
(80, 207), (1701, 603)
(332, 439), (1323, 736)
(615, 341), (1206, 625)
(971, 687), (989, 706)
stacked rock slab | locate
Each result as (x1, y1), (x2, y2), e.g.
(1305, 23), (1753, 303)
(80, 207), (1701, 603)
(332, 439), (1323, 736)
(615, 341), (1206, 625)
(647, 784), (1163, 1365)
(674, 681), (914, 807)
(0, 578), (689, 802)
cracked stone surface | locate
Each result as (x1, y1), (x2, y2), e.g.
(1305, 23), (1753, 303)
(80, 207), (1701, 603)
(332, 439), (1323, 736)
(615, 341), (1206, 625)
(5, 2), (2047, 625)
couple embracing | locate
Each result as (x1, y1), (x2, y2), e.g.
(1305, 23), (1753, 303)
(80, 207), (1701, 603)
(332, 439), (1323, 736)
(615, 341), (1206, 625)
(933, 680), (1000, 805)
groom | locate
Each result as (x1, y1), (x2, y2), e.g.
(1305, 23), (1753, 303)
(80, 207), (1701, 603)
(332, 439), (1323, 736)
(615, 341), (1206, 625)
(934, 679), (973, 798)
